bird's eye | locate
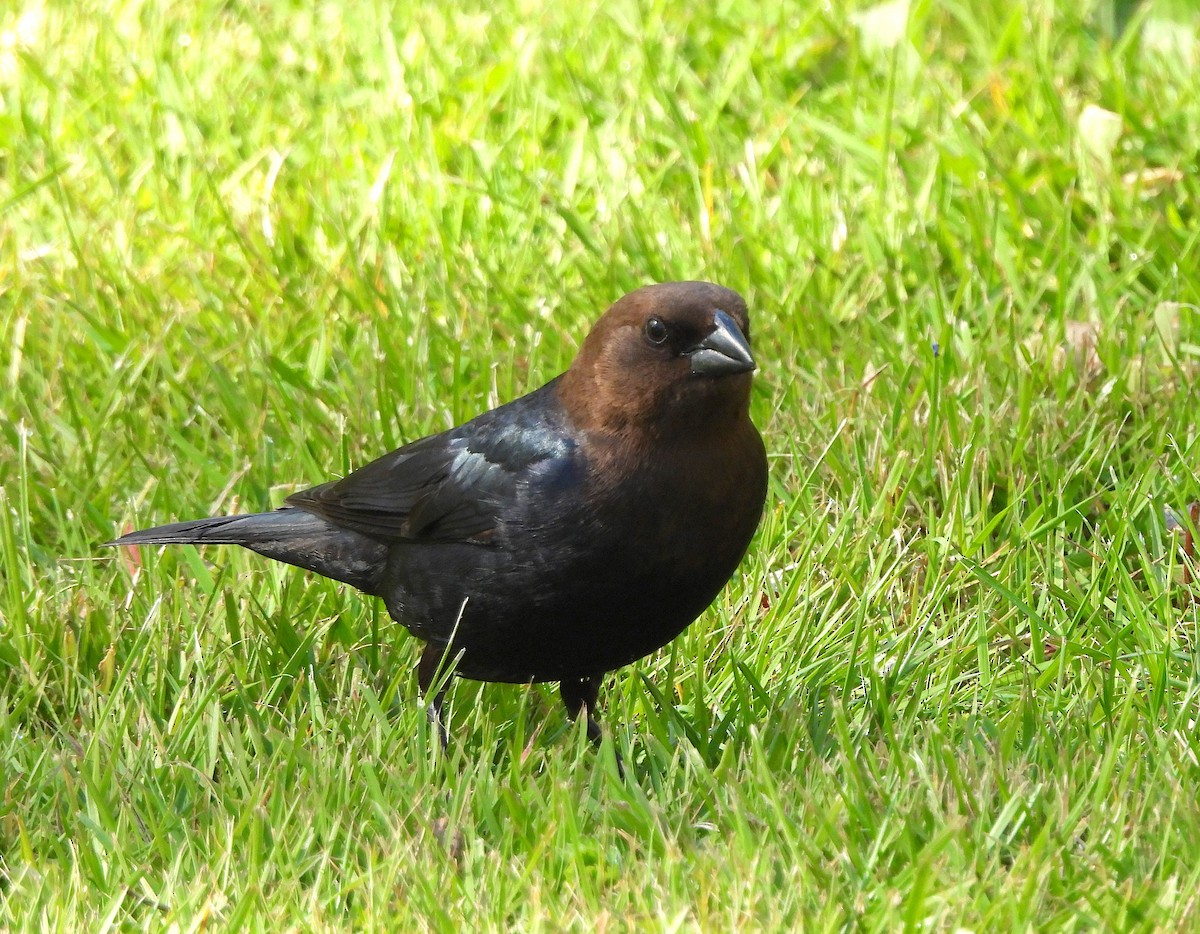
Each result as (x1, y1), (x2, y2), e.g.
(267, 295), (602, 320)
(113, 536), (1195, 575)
(644, 316), (669, 345)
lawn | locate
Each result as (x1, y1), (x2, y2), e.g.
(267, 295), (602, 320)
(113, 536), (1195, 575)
(4, 0), (1200, 929)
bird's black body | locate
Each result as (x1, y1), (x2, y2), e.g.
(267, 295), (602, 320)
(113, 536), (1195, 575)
(111, 281), (767, 755)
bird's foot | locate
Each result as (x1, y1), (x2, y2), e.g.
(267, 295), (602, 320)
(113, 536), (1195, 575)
(560, 676), (625, 779)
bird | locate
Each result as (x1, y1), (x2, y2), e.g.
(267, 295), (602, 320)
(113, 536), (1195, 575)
(109, 281), (767, 763)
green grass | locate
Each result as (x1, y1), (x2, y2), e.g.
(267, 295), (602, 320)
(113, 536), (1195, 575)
(4, 0), (1200, 928)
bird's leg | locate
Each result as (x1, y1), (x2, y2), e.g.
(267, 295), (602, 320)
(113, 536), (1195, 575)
(560, 676), (624, 777)
(418, 644), (451, 751)
(559, 676), (603, 744)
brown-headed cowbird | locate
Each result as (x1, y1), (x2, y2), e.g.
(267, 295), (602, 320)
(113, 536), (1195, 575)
(110, 281), (767, 758)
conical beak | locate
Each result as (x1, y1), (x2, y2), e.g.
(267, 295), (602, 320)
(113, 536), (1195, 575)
(686, 309), (756, 377)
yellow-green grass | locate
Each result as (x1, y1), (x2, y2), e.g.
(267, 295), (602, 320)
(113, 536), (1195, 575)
(4, 0), (1200, 928)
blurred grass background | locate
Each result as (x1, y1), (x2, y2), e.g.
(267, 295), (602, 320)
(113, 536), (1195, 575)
(4, 0), (1200, 928)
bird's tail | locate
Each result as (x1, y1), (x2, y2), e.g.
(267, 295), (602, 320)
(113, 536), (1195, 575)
(107, 508), (388, 594)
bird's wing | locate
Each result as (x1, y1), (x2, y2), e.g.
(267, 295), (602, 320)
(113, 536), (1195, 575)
(285, 384), (579, 545)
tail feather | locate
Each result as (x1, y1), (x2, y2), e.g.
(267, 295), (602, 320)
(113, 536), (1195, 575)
(108, 508), (389, 594)
(108, 513), (283, 546)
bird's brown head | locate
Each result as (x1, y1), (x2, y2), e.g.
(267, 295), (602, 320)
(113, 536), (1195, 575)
(560, 281), (757, 437)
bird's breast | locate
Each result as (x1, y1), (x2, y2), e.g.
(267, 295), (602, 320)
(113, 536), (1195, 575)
(385, 419), (766, 683)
